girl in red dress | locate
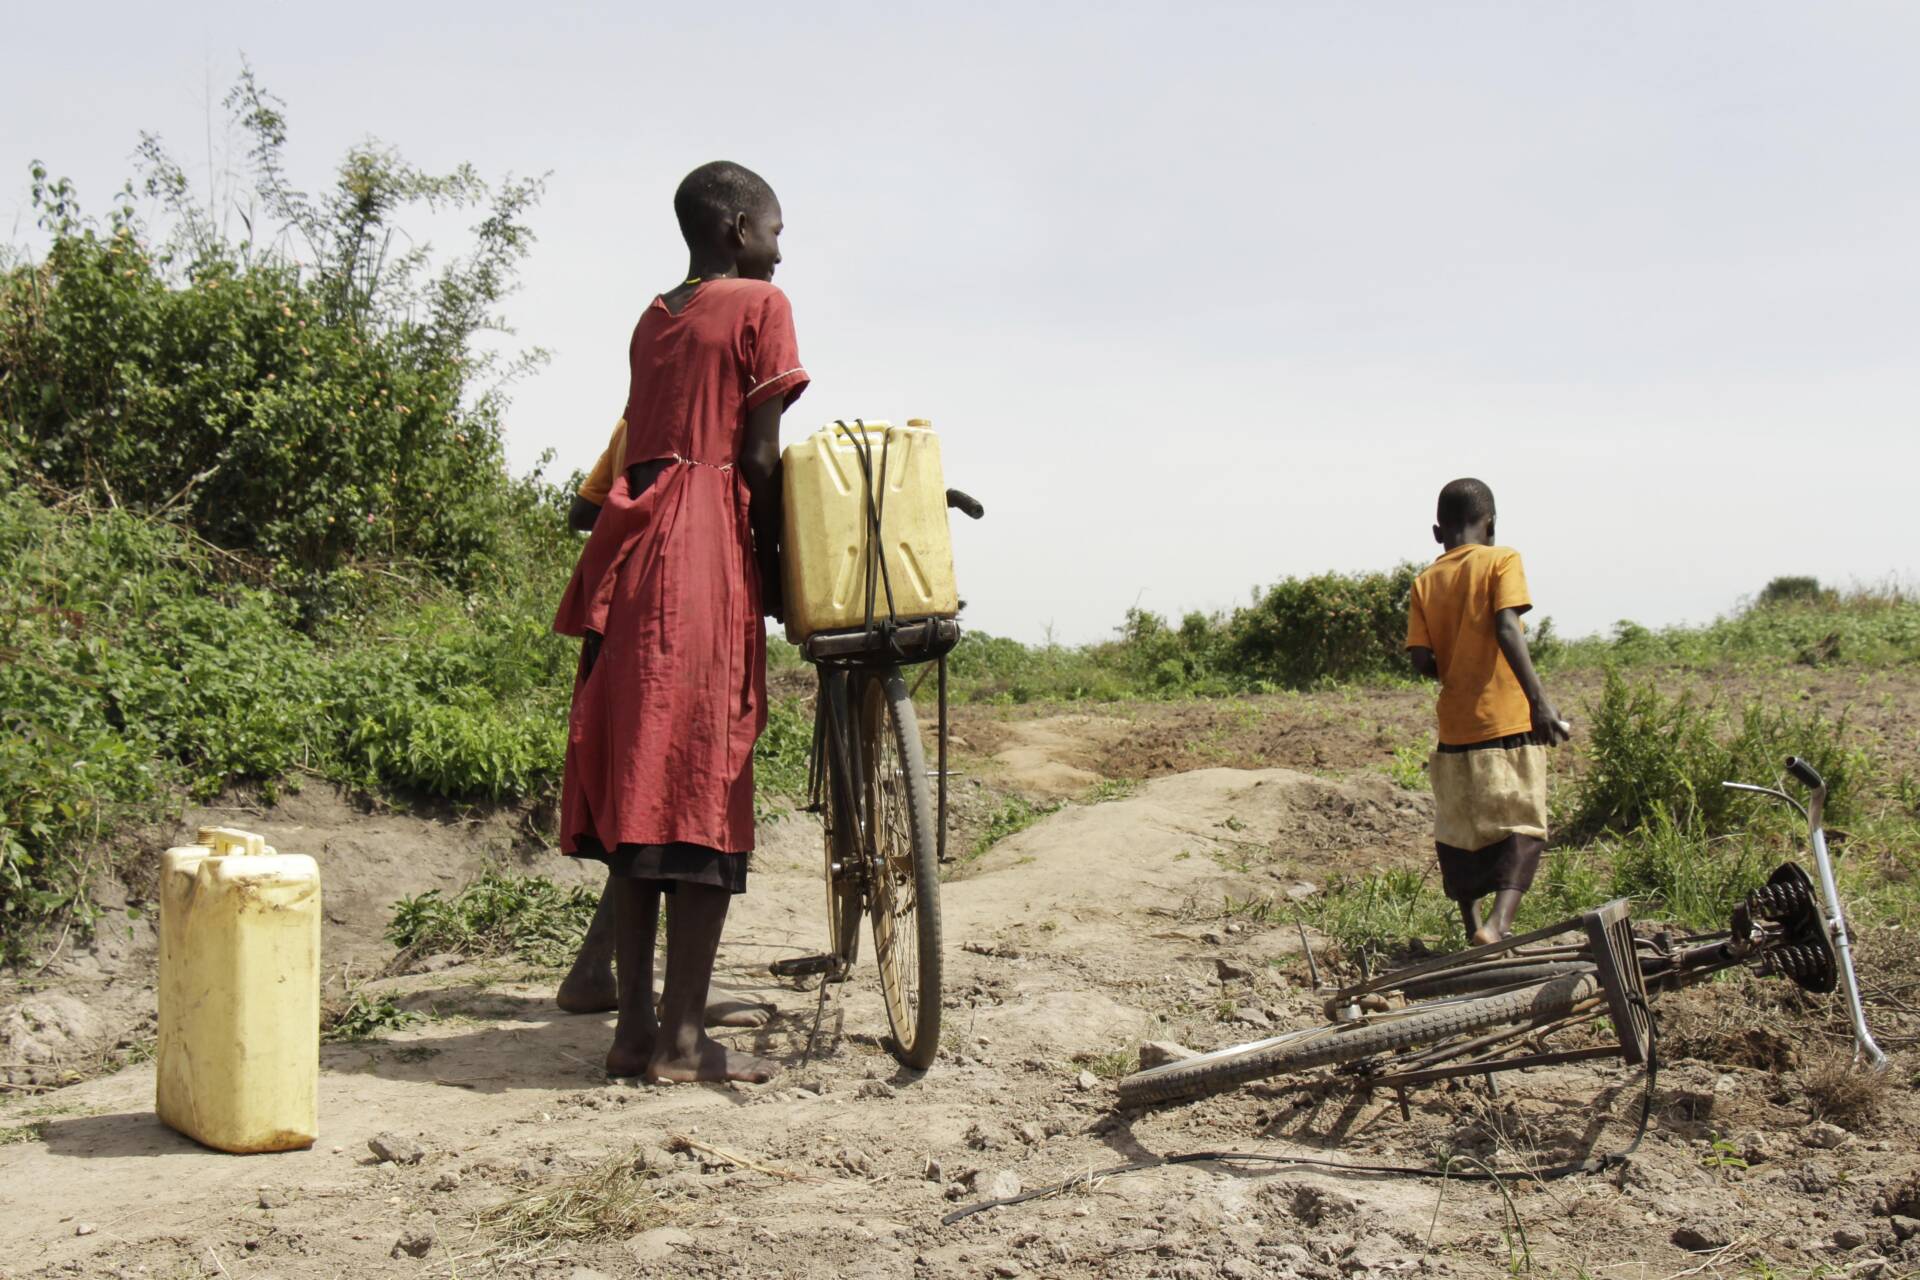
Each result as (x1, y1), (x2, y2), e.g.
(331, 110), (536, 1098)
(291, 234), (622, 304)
(553, 161), (805, 1082)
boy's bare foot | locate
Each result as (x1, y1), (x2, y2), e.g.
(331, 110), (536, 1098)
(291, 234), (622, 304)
(1470, 925), (1504, 947)
(646, 1035), (778, 1084)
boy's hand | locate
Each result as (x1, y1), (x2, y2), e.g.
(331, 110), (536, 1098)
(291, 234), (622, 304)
(1531, 700), (1571, 746)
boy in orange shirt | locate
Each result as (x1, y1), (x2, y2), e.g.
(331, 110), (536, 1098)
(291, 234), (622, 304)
(1406, 479), (1569, 946)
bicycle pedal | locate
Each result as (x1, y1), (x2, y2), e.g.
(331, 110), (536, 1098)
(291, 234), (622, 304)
(771, 953), (843, 978)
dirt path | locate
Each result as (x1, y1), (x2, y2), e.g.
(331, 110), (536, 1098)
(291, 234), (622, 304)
(3, 702), (1917, 1279)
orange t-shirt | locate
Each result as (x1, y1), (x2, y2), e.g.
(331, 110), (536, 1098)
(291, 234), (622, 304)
(1405, 544), (1534, 746)
(575, 417), (629, 506)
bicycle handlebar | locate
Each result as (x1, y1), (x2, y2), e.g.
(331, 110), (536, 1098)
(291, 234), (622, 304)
(946, 488), (984, 521)
(1785, 756), (1824, 791)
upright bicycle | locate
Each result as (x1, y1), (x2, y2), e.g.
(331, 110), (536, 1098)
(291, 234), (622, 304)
(770, 480), (985, 1070)
(1120, 756), (1888, 1107)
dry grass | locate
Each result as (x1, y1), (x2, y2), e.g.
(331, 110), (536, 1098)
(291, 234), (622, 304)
(476, 1149), (664, 1260)
(1796, 1053), (1892, 1129)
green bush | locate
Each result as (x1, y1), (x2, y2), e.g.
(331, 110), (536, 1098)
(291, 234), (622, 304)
(1, 70), (542, 605)
(1569, 669), (1859, 838)
(1225, 564), (1419, 689)
(1756, 576), (1830, 608)
(387, 871), (597, 968)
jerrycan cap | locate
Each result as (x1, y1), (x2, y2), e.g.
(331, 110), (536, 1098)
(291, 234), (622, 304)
(194, 826), (275, 857)
(906, 418), (931, 428)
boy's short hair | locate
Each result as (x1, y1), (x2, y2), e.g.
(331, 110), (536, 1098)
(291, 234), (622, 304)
(1437, 477), (1496, 529)
(674, 161), (777, 246)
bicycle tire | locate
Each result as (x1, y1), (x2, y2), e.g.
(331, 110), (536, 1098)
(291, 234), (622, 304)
(1118, 972), (1598, 1108)
(857, 667), (943, 1068)
(822, 785), (864, 977)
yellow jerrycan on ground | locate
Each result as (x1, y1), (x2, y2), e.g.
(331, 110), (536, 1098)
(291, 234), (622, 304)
(781, 419), (959, 644)
(156, 826), (321, 1153)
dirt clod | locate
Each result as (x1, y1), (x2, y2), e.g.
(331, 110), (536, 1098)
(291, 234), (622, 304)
(1139, 1040), (1199, 1069)
(369, 1131), (425, 1164)
(1671, 1222), (1733, 1252)
(256, 1188), (288, 1209)
(389, 1219), (434, 1258)
(1803, 1121), (1851, 1150)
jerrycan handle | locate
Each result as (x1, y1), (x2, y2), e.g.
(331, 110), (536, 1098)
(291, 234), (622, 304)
(195, 826), (270, 857)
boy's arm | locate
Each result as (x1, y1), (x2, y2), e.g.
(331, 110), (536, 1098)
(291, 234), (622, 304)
(1408, 646), (1439, 680)
(568, 494), (601, 532)
(1494, 609), (1569, 745)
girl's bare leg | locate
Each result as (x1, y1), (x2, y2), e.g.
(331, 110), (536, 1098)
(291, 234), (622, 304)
(647, 885), (778, 1084)
(604, 879), (661, 1078)
(557, 882), (619, 1013)
(559, 878), (775, 1025)
(1457, 896), (1484, 944)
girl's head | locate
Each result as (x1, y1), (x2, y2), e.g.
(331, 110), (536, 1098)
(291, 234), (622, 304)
(673, 161), (782, 280)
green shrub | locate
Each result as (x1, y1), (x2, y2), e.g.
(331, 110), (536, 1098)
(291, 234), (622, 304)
(387, 871), (598, 968)
(1224, 564), (1419, 689)
(1756, 576), (1829, 608)
(1569, 668), (1859, 838)
(1, 70), (542, 603)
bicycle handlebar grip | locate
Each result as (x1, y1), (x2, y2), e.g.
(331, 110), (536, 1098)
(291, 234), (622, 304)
(945, 488), (985, 520)
(1785, 756), (1824, 790)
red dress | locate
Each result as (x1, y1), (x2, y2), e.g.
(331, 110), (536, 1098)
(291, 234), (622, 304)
(553, 279), (808, 862)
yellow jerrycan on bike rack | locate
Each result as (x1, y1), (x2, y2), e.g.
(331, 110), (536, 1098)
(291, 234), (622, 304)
(156, 826), (321, 1153)
(781, 419), (959, 644)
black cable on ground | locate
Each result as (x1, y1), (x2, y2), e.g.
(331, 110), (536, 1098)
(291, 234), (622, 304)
(942, 1001), (1661, 1226)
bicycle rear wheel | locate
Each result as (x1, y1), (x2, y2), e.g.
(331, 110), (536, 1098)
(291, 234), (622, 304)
(1118, 972), (1598, 1108)
(857, 666), (943, 1068)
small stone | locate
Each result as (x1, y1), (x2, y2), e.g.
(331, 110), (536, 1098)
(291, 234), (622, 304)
(390, 1221), (434, 1259)
(971, 1169), (1022, 1200)
(75, 1224), (97, 1237)
(1138, 1041), (1199, 1070)
(857, 1080), (896, 1100)
(1832, 1227), (1869, 1251)
(1074, 1070), (1098, 1092)
(1214, 958), (1253, 982)
(832, 1146), (873, 1176)
(1672, 1223), (1732, 1252)
(992, 1265), (1023, 1278)
(634, 1145), (678, 1173)
(964, 1122), (998, 1150)
(625, 1226), (694, 1263)
(1284, 880), (1320, 901)
(1229, 1005), (1272, 1028)
(923, 1157), (944, 1182)
(1201, 931), (1225, 945)
(368, 1132), (426, 1165)
(513, 1159), (542, 1183)
(1803, 1122), (1850, 1150)
(1892, 1217), (1920, 1242)
(431, 1171), (461, 1192)
(257, 1188), (289, 1209)
(1223, 1261), (1262, 1280)
(1016, 1122), (1046, 1146)
(569, 1270), (618, 1280)
(419, 952), (464, 972)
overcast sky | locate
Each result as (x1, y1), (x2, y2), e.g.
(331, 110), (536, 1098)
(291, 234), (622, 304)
(6, 1), (1916, 643)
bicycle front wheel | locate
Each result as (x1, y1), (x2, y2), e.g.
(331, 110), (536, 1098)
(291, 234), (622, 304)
(1117, 972), (1598, 1108)
(857, 666), (943, 1068)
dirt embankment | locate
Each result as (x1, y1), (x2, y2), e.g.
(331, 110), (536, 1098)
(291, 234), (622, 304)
(2, 692), (1917, 1280)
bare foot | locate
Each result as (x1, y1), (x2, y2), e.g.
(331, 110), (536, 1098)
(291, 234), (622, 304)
(557, 969), (619, 1015)
(704, 998), (775, 1029)
(646, 1035), (779, 1084)
(605, 1037), (653, 1079)
(1470, 925), (1504, 947)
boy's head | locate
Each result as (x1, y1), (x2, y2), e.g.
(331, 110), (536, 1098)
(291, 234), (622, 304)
(1434, 477), (1496, 547)
(673, 161), (782, 281)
